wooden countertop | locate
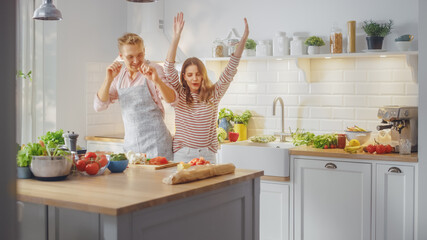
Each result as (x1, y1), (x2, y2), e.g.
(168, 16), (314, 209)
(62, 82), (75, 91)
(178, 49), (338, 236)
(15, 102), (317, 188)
(17, 165), (263, 216)
(85, 135), (124, 143)
(290, 145), (418, 162)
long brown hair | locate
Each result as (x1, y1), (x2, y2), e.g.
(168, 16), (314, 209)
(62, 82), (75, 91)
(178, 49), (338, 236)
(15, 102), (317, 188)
(181, 57), (214, 105)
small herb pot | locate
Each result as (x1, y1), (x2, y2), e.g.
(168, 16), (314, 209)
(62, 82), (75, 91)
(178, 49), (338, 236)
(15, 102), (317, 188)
(366, 36), (384, 50)
(17, 166), (33, 179)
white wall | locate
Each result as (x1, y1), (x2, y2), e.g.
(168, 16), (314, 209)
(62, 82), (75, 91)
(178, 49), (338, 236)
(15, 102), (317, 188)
(56, 0), (127, 145)
(163, 0), (418, 58)
(417, 1), (426, 239)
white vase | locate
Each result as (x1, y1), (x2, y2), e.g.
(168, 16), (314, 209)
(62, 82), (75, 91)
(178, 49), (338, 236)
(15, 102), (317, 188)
(243, 49), (256, 57)
(307, 46), (320, 55)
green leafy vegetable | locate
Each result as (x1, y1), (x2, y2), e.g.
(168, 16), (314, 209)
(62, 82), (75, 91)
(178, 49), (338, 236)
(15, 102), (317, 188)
(362, 19), (393, 37)
(110, 153), (127, 161)
(17, 70), (32, 82)
(312, 133), (338, 149)
(217, 128), (227, 142)
(17, 143), (45, 167)
(245, 39), (257, 50)
(233, 110), (252, 126)
(290, 128), (315, 146)
(218, 108), (234, 121)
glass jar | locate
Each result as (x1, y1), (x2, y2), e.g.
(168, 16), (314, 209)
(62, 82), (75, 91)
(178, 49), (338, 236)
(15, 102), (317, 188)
(227, 39), (239, 56)
(330, 26), (343, 53)
(290, 36), (304, 55)
(273, 32), (289, 56)
(256, 40), (269, 57)
(337, 134), (346, 149)
(212, 39), (226, 57)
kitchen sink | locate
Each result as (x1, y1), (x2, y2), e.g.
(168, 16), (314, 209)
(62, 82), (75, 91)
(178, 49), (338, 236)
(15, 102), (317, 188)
(219, 141), (294, 177)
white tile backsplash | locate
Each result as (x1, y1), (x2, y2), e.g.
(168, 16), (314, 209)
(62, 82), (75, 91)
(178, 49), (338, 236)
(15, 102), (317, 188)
(86, 56), (418, 138)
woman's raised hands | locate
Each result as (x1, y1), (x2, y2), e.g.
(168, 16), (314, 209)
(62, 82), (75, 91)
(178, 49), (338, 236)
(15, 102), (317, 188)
(173, 12), (185, 39)
(234, 18), (250, 58)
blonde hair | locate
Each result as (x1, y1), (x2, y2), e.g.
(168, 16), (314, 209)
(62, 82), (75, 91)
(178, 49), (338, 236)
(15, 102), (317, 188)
(181, 57), (214, 105)
(117, 33), (144, 52)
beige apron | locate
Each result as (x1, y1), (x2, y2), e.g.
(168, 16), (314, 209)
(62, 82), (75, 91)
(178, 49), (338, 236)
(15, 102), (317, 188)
(117, 69), (173, 160)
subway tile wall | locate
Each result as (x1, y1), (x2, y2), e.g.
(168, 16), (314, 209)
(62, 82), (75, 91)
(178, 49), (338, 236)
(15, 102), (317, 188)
(86, 56), (418, 138)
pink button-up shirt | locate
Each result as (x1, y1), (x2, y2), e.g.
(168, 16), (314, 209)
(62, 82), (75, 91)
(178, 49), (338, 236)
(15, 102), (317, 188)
(93, 61), (177, 117)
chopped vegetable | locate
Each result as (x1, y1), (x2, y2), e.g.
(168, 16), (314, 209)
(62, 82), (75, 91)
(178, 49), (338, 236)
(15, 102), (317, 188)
(313, 133), (338, 149)
(249, 135), (276, 143)
(110, 153), (127, 161)
(217, 128), (227, 142)
(290, 128), (315, 146)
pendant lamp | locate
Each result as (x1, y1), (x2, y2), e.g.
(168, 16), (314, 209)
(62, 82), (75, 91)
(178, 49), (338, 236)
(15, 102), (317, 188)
(33, 0), (62, 21)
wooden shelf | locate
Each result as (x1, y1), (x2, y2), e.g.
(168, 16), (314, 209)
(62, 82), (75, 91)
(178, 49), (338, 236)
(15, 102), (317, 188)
(203, 51), (418, 83)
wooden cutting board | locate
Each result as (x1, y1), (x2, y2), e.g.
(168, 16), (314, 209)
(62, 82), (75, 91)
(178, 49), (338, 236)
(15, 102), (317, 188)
(135, 162), (178, 170)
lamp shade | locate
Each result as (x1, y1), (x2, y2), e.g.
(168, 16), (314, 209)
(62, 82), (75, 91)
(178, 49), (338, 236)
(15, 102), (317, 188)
(33, 0), (62, 21)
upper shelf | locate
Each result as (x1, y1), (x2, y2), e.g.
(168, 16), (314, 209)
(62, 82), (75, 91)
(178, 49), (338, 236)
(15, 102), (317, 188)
(203, 51), (418, 83)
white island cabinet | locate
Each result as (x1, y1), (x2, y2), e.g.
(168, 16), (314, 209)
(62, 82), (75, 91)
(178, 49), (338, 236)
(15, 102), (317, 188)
(293, 158), (372, 240)
(260, 180), (290, 240)
(375, 164), (415, 240)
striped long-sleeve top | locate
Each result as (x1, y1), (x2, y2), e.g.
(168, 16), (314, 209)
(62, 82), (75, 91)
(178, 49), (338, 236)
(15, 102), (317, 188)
(164, 54), (241, 153)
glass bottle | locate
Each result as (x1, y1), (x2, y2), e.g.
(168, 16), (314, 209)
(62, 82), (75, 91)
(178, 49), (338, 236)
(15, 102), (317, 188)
(212, 39), (225, 57)
(290, 36), (304, 55)
(273, 32), (289, 56)
(256, 40), (269, 57)
(330, 26), (343, 53)
(227, 39), (239, 56)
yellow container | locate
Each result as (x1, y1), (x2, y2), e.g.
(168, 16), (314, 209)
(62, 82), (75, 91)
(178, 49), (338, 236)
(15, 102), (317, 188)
(234, 124), (247, 141)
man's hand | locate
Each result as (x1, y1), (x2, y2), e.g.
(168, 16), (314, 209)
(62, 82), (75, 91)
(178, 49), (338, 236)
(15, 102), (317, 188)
(139, 63), (160, 84)
(106, 61), (122, 81)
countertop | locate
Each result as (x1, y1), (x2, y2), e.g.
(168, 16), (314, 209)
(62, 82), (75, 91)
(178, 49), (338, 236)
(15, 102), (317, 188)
(17, 165), (263, 216)
(85, 134), (124, 143)
(290, 145), (418, 162)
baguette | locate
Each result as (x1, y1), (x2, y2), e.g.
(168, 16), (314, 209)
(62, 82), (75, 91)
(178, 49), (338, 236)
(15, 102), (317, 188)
(163, 163), (236, 185)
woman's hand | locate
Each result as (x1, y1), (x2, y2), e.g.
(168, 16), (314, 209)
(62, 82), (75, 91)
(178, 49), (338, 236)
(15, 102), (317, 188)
(173, 12), (185, 39)
(234, 18), (249, 58)
(139, 63), (160, 84)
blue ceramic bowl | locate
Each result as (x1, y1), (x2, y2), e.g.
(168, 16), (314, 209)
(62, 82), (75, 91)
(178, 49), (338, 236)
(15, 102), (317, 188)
(108, 159), (129, 173)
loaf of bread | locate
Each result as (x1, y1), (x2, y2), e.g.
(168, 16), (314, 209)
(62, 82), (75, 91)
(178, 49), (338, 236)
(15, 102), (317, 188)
(162, 163), (236, 185)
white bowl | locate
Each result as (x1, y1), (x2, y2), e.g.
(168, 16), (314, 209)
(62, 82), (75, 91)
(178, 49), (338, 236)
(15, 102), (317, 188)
(345, 131), (372, 145)
(395, 41), (412, 51)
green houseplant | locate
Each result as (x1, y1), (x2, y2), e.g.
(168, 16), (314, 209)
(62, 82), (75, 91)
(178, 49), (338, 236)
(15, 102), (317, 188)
(243, 39), (256, 56)
(304, 36), (325, 55)
(362, 19), (393, 50)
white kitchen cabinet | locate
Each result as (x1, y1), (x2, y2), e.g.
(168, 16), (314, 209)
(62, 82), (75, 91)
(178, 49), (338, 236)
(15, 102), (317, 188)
(86, 140), (123, 153)
(260, 180), (290, 240)
(293, 158), (372, 240)
(375, 164), (415, 240)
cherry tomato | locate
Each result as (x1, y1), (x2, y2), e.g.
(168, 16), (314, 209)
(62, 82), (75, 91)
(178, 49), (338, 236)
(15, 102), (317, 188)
(324, 145), (329, 149)
(98, 154), (108, 167)
(149, 156), (168, 165)
(85, 162), (100, 175)
(85, 152), (97, 160)
(76, 160), (87, 171)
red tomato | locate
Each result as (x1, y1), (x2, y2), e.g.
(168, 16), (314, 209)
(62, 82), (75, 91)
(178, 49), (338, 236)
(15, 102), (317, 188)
(376, 144), (386, 154)
(149, 156), (168, 165)
(385, 144), (393, 153)
(85, 152), (97, 160)
(76, 160), (87, 171)
(330, 144), (336, 149)
(85, 162), (100, 175)
(324, 145), (329, 149)
(98, 154), (108, 167)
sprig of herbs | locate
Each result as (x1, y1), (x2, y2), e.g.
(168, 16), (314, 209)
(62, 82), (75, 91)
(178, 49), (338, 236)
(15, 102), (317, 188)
(362, 19), (393, 37)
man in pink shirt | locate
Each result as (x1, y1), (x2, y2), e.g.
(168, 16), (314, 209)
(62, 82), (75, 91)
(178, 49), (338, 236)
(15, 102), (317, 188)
(94, 33), (176, 160)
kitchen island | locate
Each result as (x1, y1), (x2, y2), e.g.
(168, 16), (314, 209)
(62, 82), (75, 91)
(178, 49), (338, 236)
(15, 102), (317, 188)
(17, 165), (263, 240)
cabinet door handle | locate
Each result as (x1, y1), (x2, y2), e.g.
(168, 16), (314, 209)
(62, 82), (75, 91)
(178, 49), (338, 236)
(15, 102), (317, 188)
(388, 167), (402, 173)
(325, 163), (337, 169)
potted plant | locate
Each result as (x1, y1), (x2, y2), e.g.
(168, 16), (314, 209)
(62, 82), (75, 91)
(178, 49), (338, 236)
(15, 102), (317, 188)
(232, 110), (252, 141)
(304, 36), (325, 55)
(218, 108), (234, 140)
(362, 19), (393, 50)
(243, 39), (256, 57)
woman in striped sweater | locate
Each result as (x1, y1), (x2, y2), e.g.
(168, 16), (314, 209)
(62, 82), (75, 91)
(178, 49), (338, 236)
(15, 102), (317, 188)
(163, 12), (249, 163)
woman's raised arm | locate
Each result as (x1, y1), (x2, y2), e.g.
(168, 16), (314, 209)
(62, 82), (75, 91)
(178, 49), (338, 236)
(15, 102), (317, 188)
(233, 18), (249, 58)
(166, 12), (185, 63)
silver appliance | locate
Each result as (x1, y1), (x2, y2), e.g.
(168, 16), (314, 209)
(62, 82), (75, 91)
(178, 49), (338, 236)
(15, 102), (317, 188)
(377, 106), (418, 152)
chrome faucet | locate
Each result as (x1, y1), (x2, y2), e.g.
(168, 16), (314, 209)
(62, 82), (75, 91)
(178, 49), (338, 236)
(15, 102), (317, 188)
(273, 97), (286, 142)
